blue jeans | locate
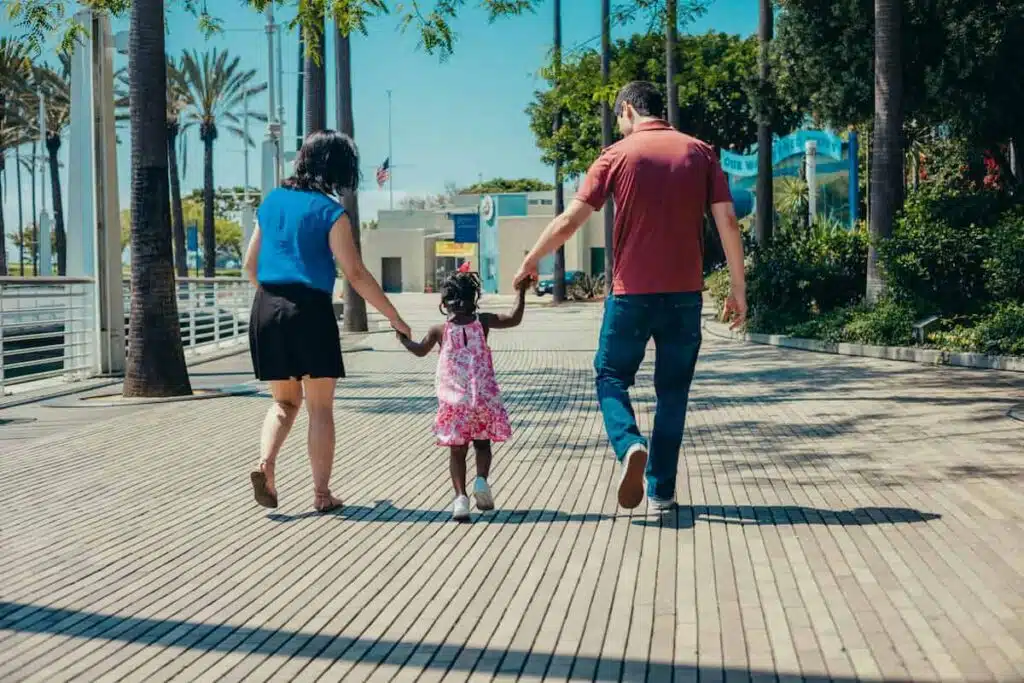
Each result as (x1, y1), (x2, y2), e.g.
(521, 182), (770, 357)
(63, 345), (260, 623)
(594, 293), (703, 501)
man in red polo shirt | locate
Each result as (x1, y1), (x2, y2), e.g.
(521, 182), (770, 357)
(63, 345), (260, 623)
(514, 81), (747, 511)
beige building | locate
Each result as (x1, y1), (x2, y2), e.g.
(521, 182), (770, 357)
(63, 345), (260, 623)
(362, 190), (609, 295)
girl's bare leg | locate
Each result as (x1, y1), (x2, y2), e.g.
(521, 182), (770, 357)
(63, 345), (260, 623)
(472, 440), (493, 480)
(258, 379), (304, 498)
(303, 377), (341, 510)
(449, 445), (470, 495)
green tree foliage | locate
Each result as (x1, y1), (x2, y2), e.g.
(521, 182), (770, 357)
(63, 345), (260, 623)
(459, 178), (554, 194)
(120, 200), (242, 258)
(527, 31), (803, 178)
(774, 0), (1024, 151)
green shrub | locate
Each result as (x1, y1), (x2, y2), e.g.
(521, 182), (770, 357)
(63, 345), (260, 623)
(787, 306), (857, 344)
(746, 218), (867, 334)
(974, 303), (1024, 356)
(983, 207), (1024, 302)
(927, 326), (984, 353)
(704, 269), (731, 312)
(842, 298), (916, 346)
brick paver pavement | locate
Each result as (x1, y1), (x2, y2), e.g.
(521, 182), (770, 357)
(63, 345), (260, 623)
(1, 295), (1021, 682)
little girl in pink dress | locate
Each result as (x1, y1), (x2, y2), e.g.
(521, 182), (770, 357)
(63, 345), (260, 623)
(398, 270), (529, 521)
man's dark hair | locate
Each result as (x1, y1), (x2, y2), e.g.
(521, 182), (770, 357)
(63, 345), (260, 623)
(613, 81), (665, 119)
(283, 129), (360, 196)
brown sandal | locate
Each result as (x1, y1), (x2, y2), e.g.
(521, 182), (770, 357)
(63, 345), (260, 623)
(250, 468), (278, 509)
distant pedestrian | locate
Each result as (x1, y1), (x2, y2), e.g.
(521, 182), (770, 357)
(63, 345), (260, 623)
(396, 271), (532, 521)
(243, 129), (411, 514)
(514, 81), (747, 511)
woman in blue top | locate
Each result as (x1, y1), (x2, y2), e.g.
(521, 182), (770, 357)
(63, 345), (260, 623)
(243, 129), (411, 514)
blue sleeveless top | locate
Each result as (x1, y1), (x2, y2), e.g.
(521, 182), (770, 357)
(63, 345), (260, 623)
(256, 187), (344, 295)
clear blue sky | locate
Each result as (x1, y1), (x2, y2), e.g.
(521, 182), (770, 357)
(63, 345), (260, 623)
(2, 0), (758, 264)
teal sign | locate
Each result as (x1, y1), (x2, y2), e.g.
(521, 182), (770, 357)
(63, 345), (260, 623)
(721, 130), (844, 178)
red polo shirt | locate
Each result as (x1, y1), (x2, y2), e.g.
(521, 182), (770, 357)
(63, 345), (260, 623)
(576, 120), (732, 295)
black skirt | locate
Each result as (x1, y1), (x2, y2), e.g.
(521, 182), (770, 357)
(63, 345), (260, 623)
(249, 283), (346, 381)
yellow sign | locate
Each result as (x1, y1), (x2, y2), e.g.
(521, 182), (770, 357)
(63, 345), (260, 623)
(434, 241), (476, 258)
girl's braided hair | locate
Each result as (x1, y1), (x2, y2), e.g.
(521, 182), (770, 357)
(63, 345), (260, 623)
(439, 270), (482, 316)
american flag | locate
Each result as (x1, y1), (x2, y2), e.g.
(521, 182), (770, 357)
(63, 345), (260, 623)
(376, 157), (390, 188)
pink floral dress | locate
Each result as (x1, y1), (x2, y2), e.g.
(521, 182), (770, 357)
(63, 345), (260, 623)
(434, 318), (512, 446)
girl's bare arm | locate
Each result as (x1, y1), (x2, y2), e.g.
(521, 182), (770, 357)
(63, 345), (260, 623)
(481, 279), (529, 331)
(398, 325), (443, 357)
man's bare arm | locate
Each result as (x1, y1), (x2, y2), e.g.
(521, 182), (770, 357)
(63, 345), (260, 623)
(710, 201), (747, 328)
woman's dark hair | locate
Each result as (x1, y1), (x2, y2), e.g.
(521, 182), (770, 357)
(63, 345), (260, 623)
(439, 271), (482, 316)
(282, 129), (360, 196)
(614, 81), (665, 118)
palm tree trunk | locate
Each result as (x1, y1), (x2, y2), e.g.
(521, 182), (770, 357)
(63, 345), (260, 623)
(15, 145), (25, 274)
(167, 123), (187, 277)
(46, 134), (66, 275)
(335, 25), (368, 332)
(124, 0), (192, 397)
(0, 162), (6, 275)
(665, 0), (680, 129)
(754, 0), (774, 245)
(296, 34), (305, 150)
(552, 0), (566, 304)
(601, 0), (614, 289)
(867, 0), (903, 303)
(29, 149), (37, 272)
(304, 15), (326, 134)
(201, 131), (216, 278)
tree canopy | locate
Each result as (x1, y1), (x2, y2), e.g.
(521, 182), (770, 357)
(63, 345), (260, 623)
(774, 0), (1024, 152)
(459, 177), (554, 194)
(526, 31), (804, 179)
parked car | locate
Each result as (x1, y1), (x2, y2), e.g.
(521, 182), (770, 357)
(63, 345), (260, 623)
(535, 270), (585, 296)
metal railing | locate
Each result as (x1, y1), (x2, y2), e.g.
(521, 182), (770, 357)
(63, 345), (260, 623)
(122, 277), (256, 355)
(0, 277), (97, 392)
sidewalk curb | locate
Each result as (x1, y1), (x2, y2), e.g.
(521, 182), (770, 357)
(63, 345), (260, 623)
(702, 318), (1024, 373)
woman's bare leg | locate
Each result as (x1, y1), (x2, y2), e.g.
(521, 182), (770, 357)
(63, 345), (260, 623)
(303, 377), (340, 509)
(258, 379), (303, 498)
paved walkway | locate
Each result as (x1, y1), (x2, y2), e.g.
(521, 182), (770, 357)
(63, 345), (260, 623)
(1, 296), (1022, 682)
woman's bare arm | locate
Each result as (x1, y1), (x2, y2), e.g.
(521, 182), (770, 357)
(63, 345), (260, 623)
(242, 225), (261, 288)
(397, 325), (443, 357)
(329, 213), (410, 337)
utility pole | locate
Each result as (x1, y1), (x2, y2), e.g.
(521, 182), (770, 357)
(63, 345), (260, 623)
(387, 89), (394, 210)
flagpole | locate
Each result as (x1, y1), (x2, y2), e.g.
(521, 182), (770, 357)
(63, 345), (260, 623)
(387, 89), (393, 210)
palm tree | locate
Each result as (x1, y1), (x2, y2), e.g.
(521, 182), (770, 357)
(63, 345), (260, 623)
(552, 0), (566, 304)
(165, 59), (190, 277)
(304, 17), (327, 134)
(178, 49), (267, 277)
(754, 0), (774, 245)
(335, 24), (368, 332)
(867, 0), (903, 303)
(665, 0), (680, 129)
(0, 37), (31, 275)
(123, 0), (192, 398)
(600, 0), (614, 287)
(116, 58), (191, 277)
(34, 56), (72, 275)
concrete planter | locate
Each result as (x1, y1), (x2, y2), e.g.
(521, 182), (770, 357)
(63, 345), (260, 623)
(703, 318), (1024, 373)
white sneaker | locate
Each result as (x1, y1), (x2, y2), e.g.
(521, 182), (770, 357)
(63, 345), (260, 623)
(648, 496), (676, 512)
(473, 477), (495, 511)
(618, 443), (648, 509)
(452, 494), (471, 522)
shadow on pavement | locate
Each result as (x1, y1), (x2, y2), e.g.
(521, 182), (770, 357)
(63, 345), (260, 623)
(633, 504), (941, 529)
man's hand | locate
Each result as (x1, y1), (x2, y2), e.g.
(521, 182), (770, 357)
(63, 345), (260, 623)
(390, 317), (412, 339)
(515, 274), (535, 294)
(721, 288), (747, 330)
(513, 258), (539, 291)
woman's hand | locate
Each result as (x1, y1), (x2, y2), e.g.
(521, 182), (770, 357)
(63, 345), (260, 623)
(390, 317), (412, 339)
